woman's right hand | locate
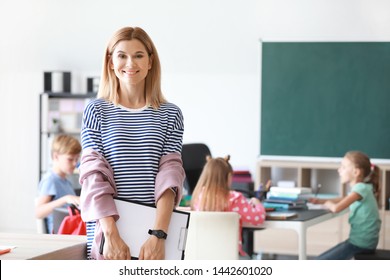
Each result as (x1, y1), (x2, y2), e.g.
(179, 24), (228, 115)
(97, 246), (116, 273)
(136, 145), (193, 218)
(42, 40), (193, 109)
(103, 232), (131, 260)
(100, 216), (131, 260)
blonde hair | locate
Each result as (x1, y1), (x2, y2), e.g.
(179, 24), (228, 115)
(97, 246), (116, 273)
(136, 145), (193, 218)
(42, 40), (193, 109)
(345, 151), (380, 199)
(190, 155), (233, 211)
(51, 134), (81, 158)
(98, 26), (166, 109)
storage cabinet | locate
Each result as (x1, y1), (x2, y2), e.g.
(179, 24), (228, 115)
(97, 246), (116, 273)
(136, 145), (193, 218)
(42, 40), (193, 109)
(253, 159), (390, 256)
(39, 92), (96, 191)
(255, 160), (346, 197)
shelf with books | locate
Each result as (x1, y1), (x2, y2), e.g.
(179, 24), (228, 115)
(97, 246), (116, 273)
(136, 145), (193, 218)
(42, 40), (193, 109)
(255, 160), (343, 198)
(39, 92), (96, 187)
(231, 169), (255, 198)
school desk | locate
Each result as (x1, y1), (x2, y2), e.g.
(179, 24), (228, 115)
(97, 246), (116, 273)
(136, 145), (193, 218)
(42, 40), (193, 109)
(0, 232), (87, 260)
(243, 209), (348, 260)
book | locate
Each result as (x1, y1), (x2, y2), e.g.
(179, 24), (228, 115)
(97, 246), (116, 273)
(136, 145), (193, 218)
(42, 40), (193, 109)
(264, 198), (306, 205)
(266, 211), (298, 220)
(267, 192), (301, 199)
(276, 181), (295, 188)
(263, 201), (308, 210)
(232, 170), (253, 183)
(262, 202), (290, 210)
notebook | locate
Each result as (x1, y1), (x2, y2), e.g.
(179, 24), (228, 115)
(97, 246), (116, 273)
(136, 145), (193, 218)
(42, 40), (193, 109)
(266, 211), (298, 220)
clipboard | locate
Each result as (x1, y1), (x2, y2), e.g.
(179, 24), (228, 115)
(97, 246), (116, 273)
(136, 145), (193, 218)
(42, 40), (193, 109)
(109, 198), (190, 260)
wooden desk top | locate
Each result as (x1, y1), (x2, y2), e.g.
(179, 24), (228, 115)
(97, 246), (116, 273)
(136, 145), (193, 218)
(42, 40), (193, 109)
(0, 232), (87, 260)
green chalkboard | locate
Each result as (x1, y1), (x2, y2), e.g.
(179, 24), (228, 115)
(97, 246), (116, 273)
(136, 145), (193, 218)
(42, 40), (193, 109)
(261, 42), (390, 159)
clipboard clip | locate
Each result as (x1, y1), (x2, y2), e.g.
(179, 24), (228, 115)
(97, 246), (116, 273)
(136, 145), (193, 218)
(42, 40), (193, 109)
(177, 227), (188, 251)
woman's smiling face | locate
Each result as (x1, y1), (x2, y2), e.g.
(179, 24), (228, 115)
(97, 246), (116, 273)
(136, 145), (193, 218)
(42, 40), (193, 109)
(110, 39), (152, 86)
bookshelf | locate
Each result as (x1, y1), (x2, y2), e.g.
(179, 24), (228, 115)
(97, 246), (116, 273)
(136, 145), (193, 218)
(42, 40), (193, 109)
(253, 159), (390, 255)
(39, 92), (96, 191)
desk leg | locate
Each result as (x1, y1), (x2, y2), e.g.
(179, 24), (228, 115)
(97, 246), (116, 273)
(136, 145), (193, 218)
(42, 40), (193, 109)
(242, 229), (254, 257)
(298, 225), (307, 260)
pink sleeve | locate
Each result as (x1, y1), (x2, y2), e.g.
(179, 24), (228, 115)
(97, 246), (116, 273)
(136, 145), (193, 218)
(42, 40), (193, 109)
(155, 153), (185, 206)
(79, 148), (119, 222)
(80, 172), (119, 222)
(229, 191), (266, 225)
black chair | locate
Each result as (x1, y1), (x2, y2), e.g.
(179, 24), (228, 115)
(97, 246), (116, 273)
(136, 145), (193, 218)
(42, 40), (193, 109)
(181, 143), (212, 195)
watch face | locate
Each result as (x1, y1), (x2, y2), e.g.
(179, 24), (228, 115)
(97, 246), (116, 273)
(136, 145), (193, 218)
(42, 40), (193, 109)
(150, 229), (167, 239)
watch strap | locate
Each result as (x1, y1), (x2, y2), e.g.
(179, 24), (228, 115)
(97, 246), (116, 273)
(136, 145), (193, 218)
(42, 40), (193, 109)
(148, 229), (168, 239)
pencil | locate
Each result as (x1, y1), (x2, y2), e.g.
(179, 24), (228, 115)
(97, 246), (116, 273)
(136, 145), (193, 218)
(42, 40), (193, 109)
(0, 248), (11, 255)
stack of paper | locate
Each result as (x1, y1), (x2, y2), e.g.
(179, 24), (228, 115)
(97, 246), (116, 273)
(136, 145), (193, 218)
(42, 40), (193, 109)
(277, 181), (295, 188)
(270, 186), (312, 194)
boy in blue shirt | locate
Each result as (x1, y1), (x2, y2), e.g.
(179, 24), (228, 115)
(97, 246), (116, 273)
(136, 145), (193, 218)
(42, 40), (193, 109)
(35, 134), (82, 233)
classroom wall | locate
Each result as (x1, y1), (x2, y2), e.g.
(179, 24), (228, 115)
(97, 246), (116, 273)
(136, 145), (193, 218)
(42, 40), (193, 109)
(1, 0), (389, 233)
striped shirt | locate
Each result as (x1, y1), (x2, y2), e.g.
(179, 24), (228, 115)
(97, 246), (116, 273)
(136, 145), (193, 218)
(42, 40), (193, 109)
(81, 98), (184, 257)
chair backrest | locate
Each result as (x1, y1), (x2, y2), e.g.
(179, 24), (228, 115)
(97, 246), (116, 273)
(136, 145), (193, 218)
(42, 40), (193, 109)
(184, 211), (240, 260)
(36, 216), (47, 234)
(52, 207), (69, 234)
(35, 197), (48, 234)
(181, 143), (211, 195)
(35, 196), (70, 234)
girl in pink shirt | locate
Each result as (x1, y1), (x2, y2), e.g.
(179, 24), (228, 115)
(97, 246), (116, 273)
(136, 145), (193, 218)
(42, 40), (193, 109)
(191, 155), (266, 257)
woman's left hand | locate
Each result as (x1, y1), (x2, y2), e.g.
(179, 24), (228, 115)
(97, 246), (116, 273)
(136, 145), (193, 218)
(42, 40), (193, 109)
(139, 236), (165, 260)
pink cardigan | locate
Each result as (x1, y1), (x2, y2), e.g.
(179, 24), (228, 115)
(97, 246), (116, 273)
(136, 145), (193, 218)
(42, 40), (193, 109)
(79, 148), (185, 259)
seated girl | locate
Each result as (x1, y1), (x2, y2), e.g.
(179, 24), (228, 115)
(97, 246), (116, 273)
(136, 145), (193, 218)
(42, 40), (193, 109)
(190, 155), (266, 257)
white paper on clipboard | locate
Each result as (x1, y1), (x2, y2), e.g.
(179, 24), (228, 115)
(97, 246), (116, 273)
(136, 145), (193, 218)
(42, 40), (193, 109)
(113, 198), (190, 260)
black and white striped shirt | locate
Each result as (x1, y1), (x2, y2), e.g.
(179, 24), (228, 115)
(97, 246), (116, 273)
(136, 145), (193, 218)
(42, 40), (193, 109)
(81, 98), (184, 257)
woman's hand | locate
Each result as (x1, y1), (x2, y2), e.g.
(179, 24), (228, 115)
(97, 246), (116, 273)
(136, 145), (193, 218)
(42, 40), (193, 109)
(100, 216), (131, 260)
(139, 236), (165, 260)
(103, 232), (131, 260)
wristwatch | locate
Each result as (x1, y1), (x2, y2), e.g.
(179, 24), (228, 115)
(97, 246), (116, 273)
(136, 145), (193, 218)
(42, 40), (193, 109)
(148, 229), (168, 239)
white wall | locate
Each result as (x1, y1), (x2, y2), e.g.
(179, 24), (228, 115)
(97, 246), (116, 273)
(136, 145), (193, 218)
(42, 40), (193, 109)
(1, 0), (389, 233)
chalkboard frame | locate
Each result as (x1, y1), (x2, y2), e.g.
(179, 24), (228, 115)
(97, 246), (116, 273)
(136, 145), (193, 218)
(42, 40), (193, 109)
(260, 41), (390, 160)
